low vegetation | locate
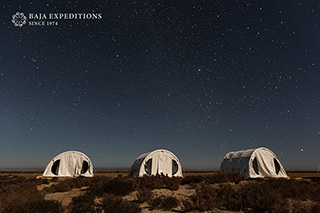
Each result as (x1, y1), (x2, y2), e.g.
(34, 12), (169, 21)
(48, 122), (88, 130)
(148, 196), (180, 210)
(101, 194), (141, 213)
(0, 178), (62, 212)
(182, 178), (320, 212)
(0, 173), (319, 212)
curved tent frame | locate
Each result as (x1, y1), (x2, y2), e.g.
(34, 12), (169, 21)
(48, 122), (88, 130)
(220, 147), (287, 178)
(129, 149), (183, 178)
(43, 150), (94, 177)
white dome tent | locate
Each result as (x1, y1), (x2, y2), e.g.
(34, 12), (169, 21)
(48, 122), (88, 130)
(129, 149), (183, 178)
(220, 147), (287, 178)
(42, 151), (94, 178)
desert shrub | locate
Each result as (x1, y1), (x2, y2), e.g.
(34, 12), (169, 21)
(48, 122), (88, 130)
(181, 173), (245, 185)
(164, 177), (181, 190)
(133, 175), (182, 191)
(237, 183), (285, 212)
(41, 178), (50, 184)
(102, 177), (133, 196)
(45, 177), (93, 193)
(136, 188), (153, 202)
(148, 197), (163, 210)
(264, 179), (320, 201)
(191, 185), (221, 211)
(0, 175), (28, 186)
(101, 194), (141, 213)
(88, 176), (111, 197)
(160, 196), (180, 210)
(189, 179), (320, 212)
(70, 193), (99, 213)
(148, 196), (180, 211)
(181, 175), (205, 185)
(311, 202), (320, 212)
(46, 181), (72, 192)
(0, 181), (62, 213)
(190, 182), (287, 212)
(181, 199), (194, 212)
(291, 200), (312, 213)
(133, 175), (164, 190)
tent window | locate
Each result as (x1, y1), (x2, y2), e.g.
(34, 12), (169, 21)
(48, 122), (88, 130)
(252, 157), (259, 175)
(144, 159), (152, 175)
(51, 160), (60, 175)
(81, 161), (89, 174)
(172, 159), (178, 175)
(274, 159), (280, 175)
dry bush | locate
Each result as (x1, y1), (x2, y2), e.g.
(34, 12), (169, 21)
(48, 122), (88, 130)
(41, 178), (50, 184)
(190, 182), (285, 211)
(46, 177), (94, 193)
(0, 181), (62, 212)
(46, 180), (72, 192)
(187, 178), (320, 212)
(88, 176), (133, 197)
(101, 194), (141, 213)
(148, 196), (180, 211)
(311, 202), (320, 212)
(0, 175), (29, 187)
(160, 196), (180, 210)
(136, 188), (153, 202)
(133, 175), (182, 191)
(164, 177), (181, 190)
(181, 173), (245, 185)
(180, 175), (203, 185)
(190, 185), (221, 211)
(101, 177), (133, 196)
(261, 178), (320, 201)
(181, 199), (194, 212)
(88, 176), (111, 197)
(70, 193), (100, 213)
(148, 197), (163, 210)
(133, 175), (165, 190)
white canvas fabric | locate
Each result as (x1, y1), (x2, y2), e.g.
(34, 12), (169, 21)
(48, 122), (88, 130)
(129, 149), (183, 178)
(220, 147), (287, 178)
(43, 151), (93, 177)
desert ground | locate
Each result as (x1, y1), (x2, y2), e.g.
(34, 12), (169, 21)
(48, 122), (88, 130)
(0, 171), (319, 212)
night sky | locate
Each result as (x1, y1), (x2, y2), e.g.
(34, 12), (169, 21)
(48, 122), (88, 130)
(0, 1), (319, 171)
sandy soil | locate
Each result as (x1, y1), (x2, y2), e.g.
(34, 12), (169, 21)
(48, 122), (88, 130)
(44, 187), (88, 207)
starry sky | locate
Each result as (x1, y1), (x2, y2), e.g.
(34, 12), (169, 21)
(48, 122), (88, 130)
(0, 1), (319, 171)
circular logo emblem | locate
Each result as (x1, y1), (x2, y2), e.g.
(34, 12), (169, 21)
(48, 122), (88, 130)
(12, 12), (27, 27)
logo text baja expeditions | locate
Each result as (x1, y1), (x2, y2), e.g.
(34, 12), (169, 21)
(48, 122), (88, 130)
(12, 12), (103, 27)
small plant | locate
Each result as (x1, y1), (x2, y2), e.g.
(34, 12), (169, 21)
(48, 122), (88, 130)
(136, 188), (153, 202)
(0, 181), (62, 212)
(160, 196), (180, 210)
(148, 196), (180, 211)
(70, 193), (99, 213)
(133, 175), (182, 191)
(164, 177), (181, 190)
(41, 178), (50, 184)
(181, 173), (245, 185)
(101, 194), (141, 213)
(181, 199), (194, 212)
(46, 181), (72, 192)
(102, 177), (133, 196)
(148, 197), (163, 210)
